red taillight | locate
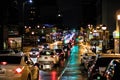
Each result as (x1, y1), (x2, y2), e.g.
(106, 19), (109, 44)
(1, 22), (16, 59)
(37, 55), (40, 58)
(1, 62), (7, 65)
(15, 67), (22, 74)
(51, 71), (57, 80)
(51, 55), (55, 58)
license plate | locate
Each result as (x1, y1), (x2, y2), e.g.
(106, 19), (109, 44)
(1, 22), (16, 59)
(45, 57), (48, 59)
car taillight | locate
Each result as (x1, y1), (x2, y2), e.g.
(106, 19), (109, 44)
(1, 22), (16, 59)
(37, 55), (40, 58)
(51, 55), (55, 58)
(61, 52), (64, 54)
(51, 71), (57, 80)
(36, 52), (39, 55)
(1, 61), (7, 65)
(15, 67), (22, 74)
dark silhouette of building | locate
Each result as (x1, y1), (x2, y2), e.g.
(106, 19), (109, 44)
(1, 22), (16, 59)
(96, 0), (120, 35)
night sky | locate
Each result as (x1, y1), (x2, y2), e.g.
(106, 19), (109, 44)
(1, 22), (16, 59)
(58, 0), (97, 28)
(35, 0), (97, 28)
(0, 0), (97, 29)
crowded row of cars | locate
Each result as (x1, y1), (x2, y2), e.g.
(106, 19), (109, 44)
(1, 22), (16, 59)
(0, 50), (39, 80)
(0, 39), (72, 80)
(29, 42), (71, 70)
(80, 46), (120, 80)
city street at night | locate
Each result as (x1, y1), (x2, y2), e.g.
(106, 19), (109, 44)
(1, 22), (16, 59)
(0, 0), (120, 80)
(37, 44), (88, 80)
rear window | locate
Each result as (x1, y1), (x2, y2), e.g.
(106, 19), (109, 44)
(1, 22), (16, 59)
(40, 51), (54, 55)
(0, 50), (14, 54)
(95, 57), (120, 67)
(31, 48), (39, 51)
(55, 49), (62, 53)
(0, 56), (22, 64)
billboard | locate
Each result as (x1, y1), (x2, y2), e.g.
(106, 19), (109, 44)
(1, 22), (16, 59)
(8, 37), (22, 49)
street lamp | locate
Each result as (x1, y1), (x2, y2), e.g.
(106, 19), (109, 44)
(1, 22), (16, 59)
(22, 0), (33, 26)
(92, 29), (97, 54)
(102, 25), (107, 53)
(21, 0), (33, 50)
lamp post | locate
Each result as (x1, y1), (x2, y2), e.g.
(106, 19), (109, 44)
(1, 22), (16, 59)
(117, 15), (120, 53)
(102, 25), (107, 53)
(22, 0), (33, 28)
(93, 29), (97, 54)
(21, 0), (32, 50)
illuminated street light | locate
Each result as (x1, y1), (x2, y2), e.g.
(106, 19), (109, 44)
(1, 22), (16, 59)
(92, 29), (97, 54)
(31, 31), (35, 35)
(102, 26), (107, 31)
(22, 0), (33, 29)
(21, 0), (33, 50)
(29, 0), (32, 3)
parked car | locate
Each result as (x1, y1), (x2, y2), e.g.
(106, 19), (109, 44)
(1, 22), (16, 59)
(0, 49), (16, 54)
(80, 52), (96, 70)
(106, 49), (115, 54)
(88, 54), (120, 80)
(13, 49), (24, 55)
(29, 47), (40, 58)
(63, 44), (71, 58)
(103, 59), (120, 80)
(0, 53), (39, 80)
(37, 49), (59, 70)
(54, 48), (65, 60)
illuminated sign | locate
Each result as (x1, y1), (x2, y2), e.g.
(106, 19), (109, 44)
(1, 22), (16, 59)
(113, 31), (120, 38)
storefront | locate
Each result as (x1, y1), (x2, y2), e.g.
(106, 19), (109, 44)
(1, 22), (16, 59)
(113, 31), (120, 53)
(8, 37), (22, 50)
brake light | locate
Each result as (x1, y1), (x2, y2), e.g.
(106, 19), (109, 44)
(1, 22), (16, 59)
(51, 55), (55, 58)
(15, 67), (22, 74)
(1, 62), (7, 65)
(61, 52), (63, 54)
(51, 71), (57, 80)
(37, 55), (40, 58)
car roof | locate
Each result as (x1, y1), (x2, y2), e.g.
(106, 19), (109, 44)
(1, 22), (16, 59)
(0, 53), (25, 56)
(97, 54), (120, 58)
(112, 59), (120, 63)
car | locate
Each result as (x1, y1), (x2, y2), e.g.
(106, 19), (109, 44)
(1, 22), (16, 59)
(13, 49), (24, 55)
(37, 49), (59, 70)
(106, 49), (115, 54)
(29, 48), (40, 58)
(80, 52), (96, 70)
(63, 44), (71, 58)
(102, 59), (120, 80)
(54, 48), (65, 60)
(0, 53), (39, 80)
(0, 49), (16, 54)
(88, 54), (120, 80)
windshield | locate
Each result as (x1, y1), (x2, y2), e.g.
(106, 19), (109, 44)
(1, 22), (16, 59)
(0, 56), (22, 64)
(31, 48), (39, 51)
(0, 50), (14, 54)
(95, 57), (120, 67)
(55, 49), (62, 53)
(40, 51), (54, 55)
